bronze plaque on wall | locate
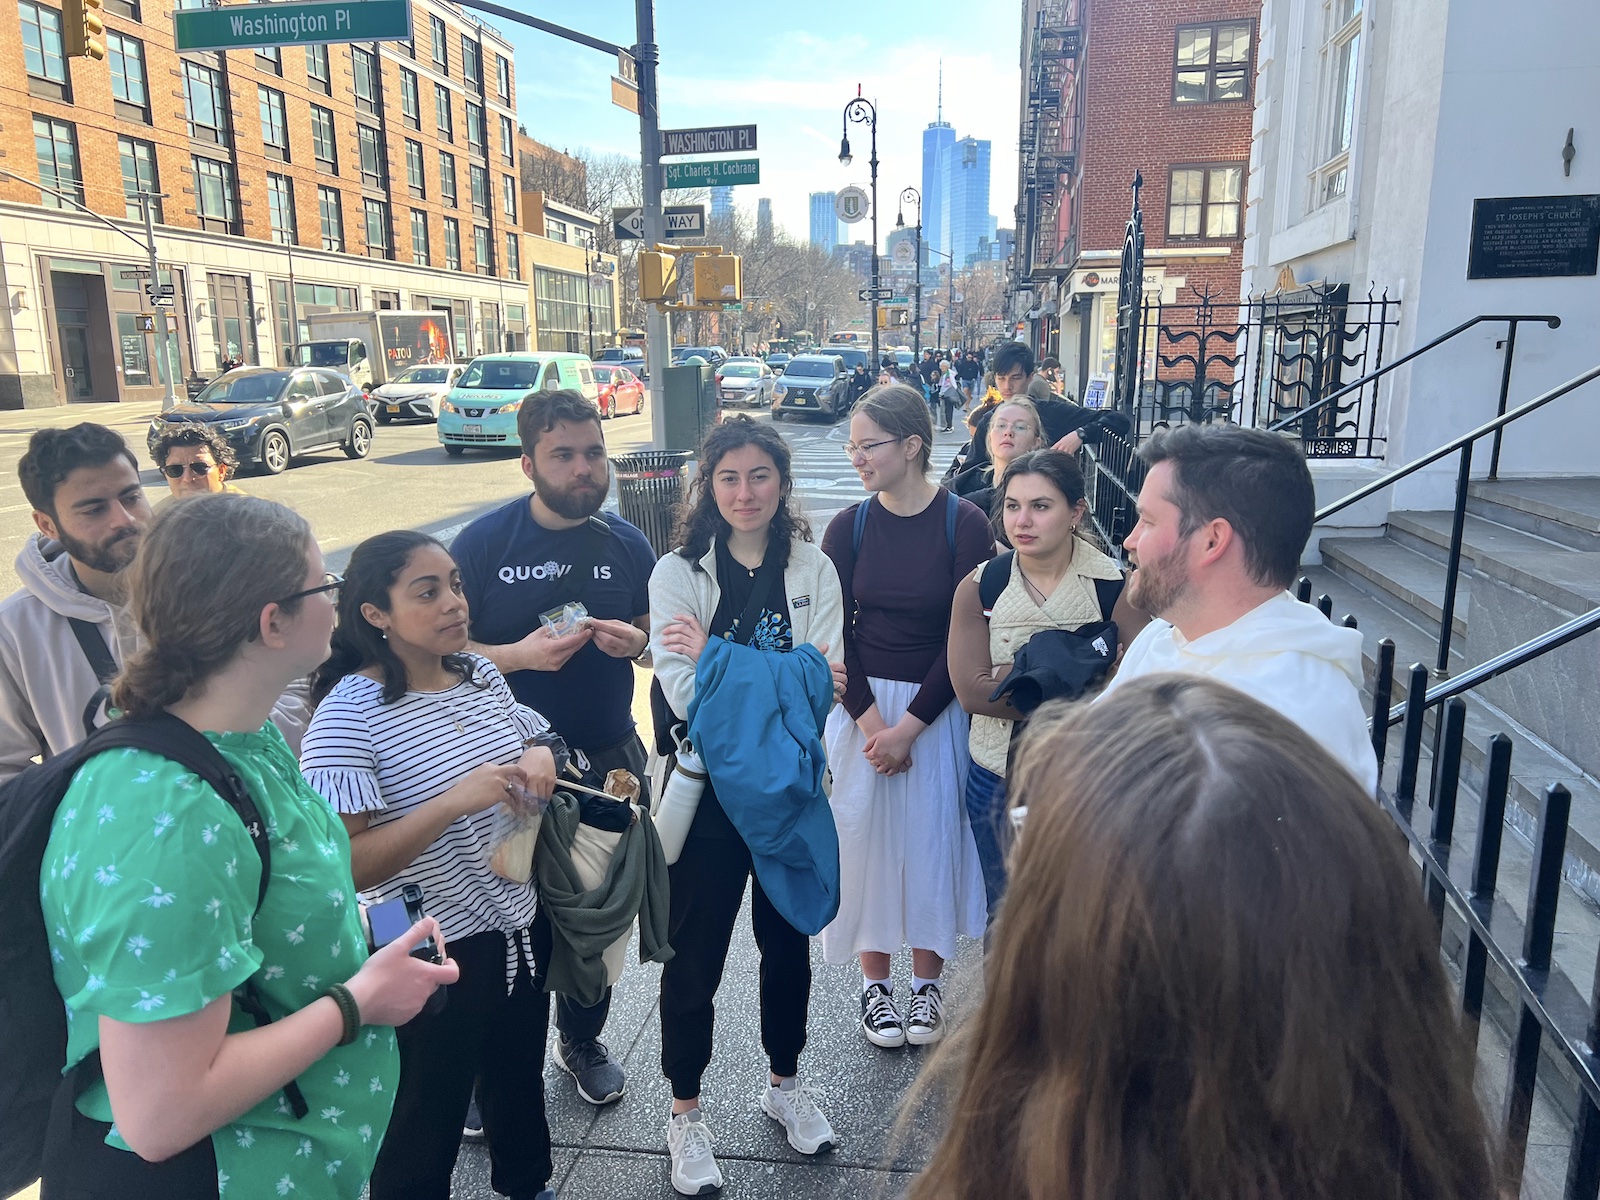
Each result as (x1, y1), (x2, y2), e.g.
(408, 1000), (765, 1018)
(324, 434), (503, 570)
(1467, 195), (1600, 279)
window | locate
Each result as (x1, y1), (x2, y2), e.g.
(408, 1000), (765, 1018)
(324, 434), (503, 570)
(258, 86), (289, 161)
(435, 85), (453, 141)
(474, 226), (493, 275)
(21, 3), (68, 100)
(431, 15), (448, 72)
(544, 216), (568, 243)
(306, 44), (331, 94)
(505, 231), (521, 281)
(443, 218), (461, 271)
(108, 33), (148, 117)
(352, 47), (378, 114)
(256, 46), (282, 75)
(405, 139), (425, 198)
(358, 125), (386, 189)
(400, 68), (420, 129)
(373, 289), (401, 310)
(466, 103), (485, 156)
(535, 267), (614, 352)
(1314, 0), (1363, 206)
(470, 163), (488, 215)
(499, 114), (514, 166)
(105, 0), (138, 17)
(462, 36), (482, 89)
(33, 116), (81, 210)
(267, 172), (297, 245)
(501, 174), (517, 220)
(192, 155), (240, 234)
(183, 62), (230, 146)
(364, 199), (392, 259)
(1167, 164), (1244, 239)
(438, 151), (458, 206)
(318, 186), (344, 251)
(411, 210), (430, 265)
(118, 136), (160, 221)
(496, 54), (511, 102)
(311, 105), (337, 172)
(1174, 21), (1253, 104)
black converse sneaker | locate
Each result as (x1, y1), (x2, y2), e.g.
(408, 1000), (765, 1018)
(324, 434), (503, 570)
(860, 982), (906, 1048)
(906, 982), (946, 1046)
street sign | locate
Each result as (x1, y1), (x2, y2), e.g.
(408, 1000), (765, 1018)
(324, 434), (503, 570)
(150, 295), (175, 308)
(660, 125), (757, 157)
(119, 267), (152, 280)
(891, 239), (916, 265)
(836, 186), (870, 224)
(616, 49), (637, 85)
(173, 0), (412, 52)
(858, 286), (894, 302)
(663, 159), (759, 189)
(145, 282), (174, 300)
(610, 76), (639, 114)
(883, 296), (910, 306)
(612, 205), (706, 240)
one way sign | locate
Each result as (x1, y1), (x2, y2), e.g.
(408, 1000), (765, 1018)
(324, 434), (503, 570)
(613, 205), (706, 241)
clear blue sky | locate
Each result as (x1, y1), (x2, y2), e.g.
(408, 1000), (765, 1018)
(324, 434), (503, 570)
(493, 0), (1021, 247)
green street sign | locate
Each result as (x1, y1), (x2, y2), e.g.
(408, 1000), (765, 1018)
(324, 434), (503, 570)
(173, 0), (413, 52)
(663, 159), (760, 189)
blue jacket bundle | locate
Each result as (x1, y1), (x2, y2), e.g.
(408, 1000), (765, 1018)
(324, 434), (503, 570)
(686, 638), (840, 935)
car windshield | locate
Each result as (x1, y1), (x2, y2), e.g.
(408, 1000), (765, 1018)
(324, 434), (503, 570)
(299, 343), (350, 367)
(457, 359), (541, 389)
(722, 364), (760, 378)
(198, 372), (289, 403)
(394, 367), (450, 385)
(784, 360), (835, 378)
(593, 366), (622, 382)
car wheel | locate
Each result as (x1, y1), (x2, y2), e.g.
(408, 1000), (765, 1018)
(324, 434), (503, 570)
(344, 417), (373, 460)
(445, 444), (465, 457)
(258, 429), (290, 475)
(606, 395), (617, 420)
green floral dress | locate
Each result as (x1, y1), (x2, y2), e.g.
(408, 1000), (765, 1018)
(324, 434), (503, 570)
(40, 723), (399, 1199)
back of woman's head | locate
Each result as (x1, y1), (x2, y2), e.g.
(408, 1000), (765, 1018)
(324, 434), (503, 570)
(857, 383), (934, 474)
(674, 415), (810, 566)
(909, 674), (1495, 1200)
(114, 494), (313, 718)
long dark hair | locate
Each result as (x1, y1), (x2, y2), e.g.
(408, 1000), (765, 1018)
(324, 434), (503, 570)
(312, 530), (482, 705)
(674, 416), (811, 568)
(906, 675), (1497, 1200)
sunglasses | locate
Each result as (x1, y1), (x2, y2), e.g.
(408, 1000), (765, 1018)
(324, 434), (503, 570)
(274, 573), (344, 605)
(161, 461), (219, 479)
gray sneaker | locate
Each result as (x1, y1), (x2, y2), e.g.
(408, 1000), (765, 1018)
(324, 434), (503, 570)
(760, 1077), (837, 1155)
(555, 1036), (626, 1105)
(667, 1108), (723, 1195)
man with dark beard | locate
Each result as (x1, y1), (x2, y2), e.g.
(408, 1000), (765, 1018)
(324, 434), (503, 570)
(453, 388), (654, 1114)
(0, 424), (151, 779)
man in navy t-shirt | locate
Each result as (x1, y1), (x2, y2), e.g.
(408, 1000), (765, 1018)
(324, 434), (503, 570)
(453, 388), (655, 1111)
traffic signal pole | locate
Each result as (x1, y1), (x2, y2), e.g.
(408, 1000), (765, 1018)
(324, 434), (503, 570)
(635, 0), (669, 448)
(138, 192), (178, 411)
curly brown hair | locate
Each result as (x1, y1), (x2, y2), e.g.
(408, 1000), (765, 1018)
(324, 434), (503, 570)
(149, 421), (238, 473)
(673, 415), (811, 568)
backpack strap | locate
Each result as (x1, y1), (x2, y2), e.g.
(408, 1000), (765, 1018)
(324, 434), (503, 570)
(979, 552), (1015, 617)
(850, 497), (871, 559)
(68, 619), (117, 738)
(1094, 576), (1125, 623)
(945, 489), (959, 556)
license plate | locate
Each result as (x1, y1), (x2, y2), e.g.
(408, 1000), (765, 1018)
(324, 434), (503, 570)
(387, 404), (400, 413)
(794, 397), (809, 405)
(464, 423), (482, 435)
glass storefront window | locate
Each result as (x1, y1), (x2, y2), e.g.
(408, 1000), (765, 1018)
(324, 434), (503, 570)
(116, 313), (151, 386)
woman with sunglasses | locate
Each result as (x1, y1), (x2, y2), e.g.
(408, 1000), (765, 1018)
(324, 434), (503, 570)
(150, 422), (244, 500)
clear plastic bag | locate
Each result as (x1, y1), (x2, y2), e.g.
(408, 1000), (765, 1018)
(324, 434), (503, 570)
(486, 785), (549, 884)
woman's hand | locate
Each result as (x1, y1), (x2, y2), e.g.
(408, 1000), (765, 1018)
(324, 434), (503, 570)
(344, 918), (459, 1027)
(659, 613), (709, 664)
(864, 717), (925, 777)
(442, 761), (529, 819)
(855, 704), (888, 743)
(515, 745), (557, 802)
(816, 642), (847, 704)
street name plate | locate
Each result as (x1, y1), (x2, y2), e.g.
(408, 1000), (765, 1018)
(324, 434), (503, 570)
(173, 0), (414, 52)
(663, 159), (759, 189)
(660, 125), (757, 157)
(1467, 194), (1600, 279)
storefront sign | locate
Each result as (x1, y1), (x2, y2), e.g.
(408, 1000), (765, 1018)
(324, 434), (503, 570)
(1071, 267), (1164, 294)
(1468, 195), (1600, 279)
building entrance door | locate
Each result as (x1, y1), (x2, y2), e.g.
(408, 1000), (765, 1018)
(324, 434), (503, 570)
(207, 273), (257, 369)
(52, 273), (96, 400)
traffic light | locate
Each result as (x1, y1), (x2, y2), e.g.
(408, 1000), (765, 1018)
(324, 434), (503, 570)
(639, 251), (677, 303)
(62, 0), (106, 59)
(693, 255), (742, 304)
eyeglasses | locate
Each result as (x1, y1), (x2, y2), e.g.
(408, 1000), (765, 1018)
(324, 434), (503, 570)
(161, 461), (218, 479)
(274, 573), (343, 605)
(844, 436), (903, 458)
(990, 421), (1037, 435)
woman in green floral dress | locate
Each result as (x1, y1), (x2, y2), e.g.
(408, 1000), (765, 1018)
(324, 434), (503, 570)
(39, 494), (457, 1199)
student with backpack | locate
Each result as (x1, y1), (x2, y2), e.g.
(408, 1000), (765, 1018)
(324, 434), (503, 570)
(946, 451), (1147, 918)
(14, 494), (454, 1199)
(821, 385), (992, 1053)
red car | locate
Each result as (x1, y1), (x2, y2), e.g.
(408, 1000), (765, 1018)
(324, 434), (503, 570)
(593, 365), (646, 419)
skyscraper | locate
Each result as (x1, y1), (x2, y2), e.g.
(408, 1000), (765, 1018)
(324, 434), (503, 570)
(922, 66), (955, 258)
(944, 136), (994, 268)
(757, 198), (773, 243)
(809, 192), (840, 254)
(710, 186), (734, 222)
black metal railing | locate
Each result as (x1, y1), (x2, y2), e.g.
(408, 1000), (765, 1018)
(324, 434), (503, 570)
(1080, 429), (1145, 553)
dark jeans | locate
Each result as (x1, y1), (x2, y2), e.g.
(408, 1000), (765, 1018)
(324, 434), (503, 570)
(369, 927), (552, 1200)
(964, 761), (1010, 923)
(659, 820), (811, 1101)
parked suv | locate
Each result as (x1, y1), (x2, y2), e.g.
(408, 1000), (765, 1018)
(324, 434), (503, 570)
(772, 354), (852, 421)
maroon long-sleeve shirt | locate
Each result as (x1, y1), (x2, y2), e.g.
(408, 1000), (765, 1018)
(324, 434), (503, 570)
(823, 490), (994, 726)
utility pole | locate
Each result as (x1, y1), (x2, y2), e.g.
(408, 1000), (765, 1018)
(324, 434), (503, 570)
(636, 0), (669, 448)
(139, 192), (177, 410)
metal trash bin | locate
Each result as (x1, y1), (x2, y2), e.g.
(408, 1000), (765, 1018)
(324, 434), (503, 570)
(612, 450), (693, 557)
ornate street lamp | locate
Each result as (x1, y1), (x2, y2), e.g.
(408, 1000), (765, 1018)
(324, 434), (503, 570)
(897, 186), (922, 360)
(840, 93), (881, 370)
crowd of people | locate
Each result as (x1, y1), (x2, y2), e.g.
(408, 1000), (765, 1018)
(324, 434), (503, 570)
(1, 337), (1498, 1200)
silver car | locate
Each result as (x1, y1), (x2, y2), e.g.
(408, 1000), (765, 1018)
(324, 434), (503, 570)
(716, 359), (777, 408)
(371, 363), (466, 423)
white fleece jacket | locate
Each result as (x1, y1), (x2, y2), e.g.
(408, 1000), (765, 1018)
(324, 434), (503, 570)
(1099, 590), (1379, 794)
(649, 538), (844, 721)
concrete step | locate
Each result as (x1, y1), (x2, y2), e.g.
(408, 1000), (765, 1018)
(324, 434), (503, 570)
(1386, 508), (1575, 567)
(1469, 478), (1600, 552)
(1298, 563), (1461, 700)
(1320, 535), (1469, 639)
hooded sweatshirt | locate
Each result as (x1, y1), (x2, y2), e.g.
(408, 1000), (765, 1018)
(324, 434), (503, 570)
(1098, 591), (1378, 794)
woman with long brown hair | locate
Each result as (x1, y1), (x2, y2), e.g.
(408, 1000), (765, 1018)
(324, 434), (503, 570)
(909, 674), (1496, 1200)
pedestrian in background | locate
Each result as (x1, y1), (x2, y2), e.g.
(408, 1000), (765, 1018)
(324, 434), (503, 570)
(947, 398), (1046, 527)
(149, 421), (244, 500)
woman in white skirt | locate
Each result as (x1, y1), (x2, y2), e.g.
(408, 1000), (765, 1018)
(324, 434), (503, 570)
(821, 384), (993, 1049)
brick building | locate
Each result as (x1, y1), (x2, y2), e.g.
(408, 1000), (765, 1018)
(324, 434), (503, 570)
(1, 0), (534, 407)
(1013, 0), (1258, 401)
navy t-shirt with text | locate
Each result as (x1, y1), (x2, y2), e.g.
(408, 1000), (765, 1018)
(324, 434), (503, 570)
(452, 498), (655, 751)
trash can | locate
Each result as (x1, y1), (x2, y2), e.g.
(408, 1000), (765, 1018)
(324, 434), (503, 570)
(612, 450), (693, 557)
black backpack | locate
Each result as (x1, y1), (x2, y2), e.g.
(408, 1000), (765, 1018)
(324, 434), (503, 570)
(977, 550), (1123, 623)
(0, 712), (301, 1197)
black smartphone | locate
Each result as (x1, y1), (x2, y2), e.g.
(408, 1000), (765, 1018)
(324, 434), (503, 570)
(367, 883), (443, 964)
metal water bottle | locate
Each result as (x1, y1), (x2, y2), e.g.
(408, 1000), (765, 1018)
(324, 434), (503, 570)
(653, 738), (707, 865)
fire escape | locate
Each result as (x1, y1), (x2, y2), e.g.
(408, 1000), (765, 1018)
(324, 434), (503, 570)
(1020, 0), (1083, 286)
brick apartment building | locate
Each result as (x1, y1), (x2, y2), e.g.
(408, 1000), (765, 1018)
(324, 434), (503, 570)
(0, 0), (612, 408)
(1014, 0), (1257, 402)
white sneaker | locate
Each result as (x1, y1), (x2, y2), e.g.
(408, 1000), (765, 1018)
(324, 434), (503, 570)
(860, 982), (906, 1048)
(906, 982), (946, 1046)
(666, 1108), (723, 1195)
(760, 1078), (837, 1155)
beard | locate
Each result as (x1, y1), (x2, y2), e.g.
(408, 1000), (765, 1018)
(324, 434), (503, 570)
(1126, 543), (1191, 619)
(530, 461), (609, 520)
(57, 525), (141, 575)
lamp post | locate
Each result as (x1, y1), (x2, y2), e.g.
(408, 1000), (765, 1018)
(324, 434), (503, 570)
(896, 187), (922, 361)
(925, 245), (954, 349)
(839, 93), (880, 372)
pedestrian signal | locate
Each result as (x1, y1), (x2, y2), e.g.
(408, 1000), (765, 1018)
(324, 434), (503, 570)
(640, 252), (677, 303)
(693, 255), (742, 304)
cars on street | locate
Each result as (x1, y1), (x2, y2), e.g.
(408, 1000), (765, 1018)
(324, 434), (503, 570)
(716, 359), (778, 408)
(147, 366), (373, 475)
(771, 354), (853, 422)
(594, 346), (647, 377)
(829, 346), (872, 376)
(765, 352), (792, 374)
(671, 345), (728, 367)
(438, 352), (600, 455)
(594, 364), (646, 418)
(370, 363), (466, 423)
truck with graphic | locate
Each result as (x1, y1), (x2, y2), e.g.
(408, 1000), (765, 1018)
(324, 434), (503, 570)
(295, 310), (455, 391)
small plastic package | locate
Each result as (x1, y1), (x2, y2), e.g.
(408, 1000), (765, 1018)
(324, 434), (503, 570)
(487, 783), (550, 885)
(540, 601), (589, 638)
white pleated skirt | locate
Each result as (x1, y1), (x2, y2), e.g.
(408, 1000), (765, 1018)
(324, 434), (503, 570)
(820, 677), (989, 963)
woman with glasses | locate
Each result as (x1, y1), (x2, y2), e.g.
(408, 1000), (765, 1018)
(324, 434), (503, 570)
(302, 530), (563, 1200)
(38, 494), (454, 1199)
(948, 399), (1044, 531)
(822, 385), (991, 1053)
(150, 422), (244, 500)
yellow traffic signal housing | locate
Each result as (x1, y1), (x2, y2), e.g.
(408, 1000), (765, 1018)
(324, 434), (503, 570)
(693, 255), (742, 304)
(62, 0), (106, 59)
(639, 251), (677, 303)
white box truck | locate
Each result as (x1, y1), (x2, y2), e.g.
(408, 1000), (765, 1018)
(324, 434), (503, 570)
(295, 311), (456, 391)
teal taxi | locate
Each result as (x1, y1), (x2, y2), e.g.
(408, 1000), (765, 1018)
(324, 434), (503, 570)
(438, 352), (599, 455)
